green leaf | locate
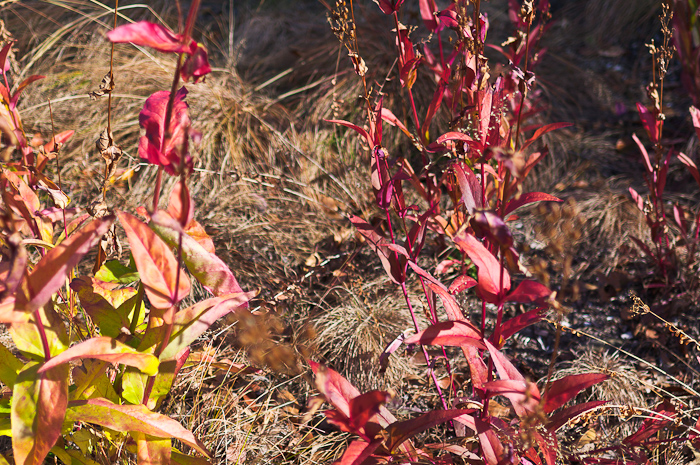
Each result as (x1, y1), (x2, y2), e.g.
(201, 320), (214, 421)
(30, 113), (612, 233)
(121, 367), (147, 405)
(70, 277), (136, 339)
(117, 211), (190, 310)
(38, 336), (159, 376)
(149, 348), (189, 409)
(12, 362), (69, 465)
(65, 397), (210, 457)
(0, 341), (23, 387)
(0, 415), (11, 436)
(10, 302), (69, 360)
(95, 259), (140, 284)
(134, 431), (171, 464)
(71, 360), (119, 402)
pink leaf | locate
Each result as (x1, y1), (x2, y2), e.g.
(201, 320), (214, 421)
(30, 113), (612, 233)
(107, 21), (190, 53)
(150, 211), (244, 297)
(326, 119), (372, 147)
(521, 122), (573, 151)
(543, 373), (609, 414)
(117, 211), (190, 310)
(691, 106), (700, 141)
(12, 363), (69, 465)
(679, 152), (700, 189)
(0, 41), (13, 73)
(180, 43), (212, 83)
(449, 275), (477, 294)
(16, 217), (113, 313)
(168, 182), (193, 227)
(419, 0), (440, 32)
(309, 361), (396, 428)
(454, 414), (504, 465)
(407, 261), (464, 320)
(632, 133), (653, 174)
(454, 162), (482, 214)
(159, 292), (253, 360)
(436, 131), (483, 151)
(483, 379), (541, 409)
(636, 103), (659, 145)
(629, 187), (645, 212)
(405, 320), (484, 348)
(485, 340), (540, 417)
(380, 108), (411, 139)
(504, 192), (561, 216)
(506, 280), (551, 304)
(453, 232), (510, 302)
(138, 87), (192, 175)
(38, 337), (159, 376)
(65, 397), (210, 457)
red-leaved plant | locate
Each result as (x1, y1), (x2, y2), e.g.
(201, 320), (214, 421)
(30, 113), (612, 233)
(0, 2), (249, 464)
(313, 1), (624, 463)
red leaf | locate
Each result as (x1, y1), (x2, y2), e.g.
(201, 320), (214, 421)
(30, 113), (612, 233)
(107, 21), (190, 53)
(10, 75), (44, 110)
(521, 122), (573, 151)
(150, 211), (243, 297)
(485, 340), (540, 417)
(506, 280), (551, 304)
(454, 414), (504, 465)
(0, 41), (13, 73)
(422, 80), (445, 140)
(309, 361), (396, 428)
(180, 43), (211, 83)
(632, 133), (653, 174)
(404, 320), (484, 349)
(453, 232), (510, 302)
(629, 187), (645, 212)
(138, 87), (192, 175)
(326, 119), (372, 147)
(349, 215), (406, 284)
(454, 162), (482, 214)
(168, 182), (193, 227)
(435, 131), (483, 151)
(407, 261), (464, 320)
(333, 440), (381, 465)
(533, 430), (558, 465)
(385, 409), (475, 453)
(483, 379), (541, 411)
(348, 390), (391, 432)
(495, 306), (545, 346)
(504, 192), (561, 216)
(546, 400), (607, 432)
(117, 211), (190, 310)
(464, 345), (488, 389)
(679, 152), (700, 189)
(37, 337), (159, 376)
(449, 275), (477, 294)
(16, 217), (113, 313)
(623, 400), (676, 446)
(636, 103), (659, 145)
(42, 130), (74, 154)
(543, 373), (609, 414)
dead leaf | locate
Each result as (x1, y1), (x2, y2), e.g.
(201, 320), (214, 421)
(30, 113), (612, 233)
(89, 72), (115, 100)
